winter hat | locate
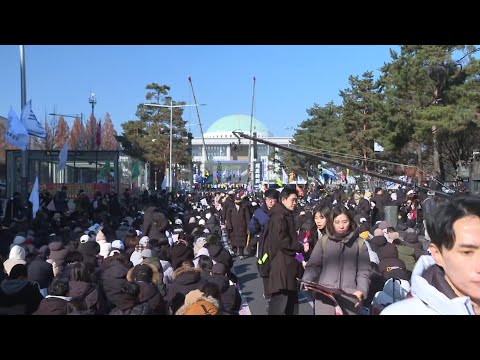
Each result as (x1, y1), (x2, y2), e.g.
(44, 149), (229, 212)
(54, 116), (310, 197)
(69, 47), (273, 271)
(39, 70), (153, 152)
(80, 234), (91, 243)
(53, 213), (62, 220)
(198, 219), (206, 226)
(141, 249), (153, 258)
(139, 236), (150, 246)
(96, 230), (106, 242)
(404, 232), (419, 243)
(184, 289), (204, 305)
(174, 219), (183, 225)
(189, 217), (196, 224)
(205, 213), (212, 220)
(369, 235), (387, 248)
(374, 228), (384, 237)
(405, 227), (416, 233)
(111, 240), (125, 250)
(203, 229), (210, 234)
(194, 237), (207, 257)
(377, 221), (388, 230)
(13, 235), (26, 245)
(135, 229), (142, 237)
(379, 243), (399, 259)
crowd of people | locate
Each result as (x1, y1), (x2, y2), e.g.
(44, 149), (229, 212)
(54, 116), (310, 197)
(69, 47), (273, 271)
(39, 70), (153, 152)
(0, 181), (478, 315)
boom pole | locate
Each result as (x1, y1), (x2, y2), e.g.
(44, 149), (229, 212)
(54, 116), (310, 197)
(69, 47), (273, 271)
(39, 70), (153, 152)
(188, 77), (210, 173)
(232, 131), (451, 199)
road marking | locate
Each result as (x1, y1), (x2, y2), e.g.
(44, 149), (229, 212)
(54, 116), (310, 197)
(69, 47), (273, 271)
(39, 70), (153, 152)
(238, 287), (251, 315)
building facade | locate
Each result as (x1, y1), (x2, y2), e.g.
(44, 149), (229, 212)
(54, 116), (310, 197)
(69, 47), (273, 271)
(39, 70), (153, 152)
(191, 114), (291, 186)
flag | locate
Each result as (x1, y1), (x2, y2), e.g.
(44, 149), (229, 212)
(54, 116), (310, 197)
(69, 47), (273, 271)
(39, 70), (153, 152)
(297, 175), (307, 184)
(96, 120), (102, 148)
(6, 107), (29, 151)
(161, 175), (167, 190)
(131, 160), (140, 179)
(20, 100), (47, 138)
(277, 176), (283, 187)
(29, 177), (40, 219)
(282, 168), (288, 184)
(374, 142), (384, 152)
(57, 141), (68, 172)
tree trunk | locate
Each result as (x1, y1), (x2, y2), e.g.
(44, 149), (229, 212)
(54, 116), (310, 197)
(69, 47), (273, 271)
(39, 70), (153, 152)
(432, 125), (441, 181)
(417, 142), (423, 185)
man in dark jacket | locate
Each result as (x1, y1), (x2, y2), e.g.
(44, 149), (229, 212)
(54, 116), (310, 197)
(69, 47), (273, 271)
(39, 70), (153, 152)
(246, 189), (279, 255)
(0, 264), (43, 315)
(267, 187), (307, 315)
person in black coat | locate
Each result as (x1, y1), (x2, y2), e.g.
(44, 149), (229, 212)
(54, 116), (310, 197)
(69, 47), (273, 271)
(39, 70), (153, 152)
(165, 262), (205, 314)
(33, 278), (70, 315)
(0, 264), (43, 315)
(205, 262), (241, 315)
(266, 187), (306, 315)
(27, 245), (54, 294)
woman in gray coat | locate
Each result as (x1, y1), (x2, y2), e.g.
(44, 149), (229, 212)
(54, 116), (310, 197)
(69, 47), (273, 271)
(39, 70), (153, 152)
(302, 206), (371, 315)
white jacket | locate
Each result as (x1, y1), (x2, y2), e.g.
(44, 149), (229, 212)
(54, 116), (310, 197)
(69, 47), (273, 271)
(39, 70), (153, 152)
(381, 255), (475, 315)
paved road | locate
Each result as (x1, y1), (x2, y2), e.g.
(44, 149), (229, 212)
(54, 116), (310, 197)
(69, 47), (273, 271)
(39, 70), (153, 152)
(232, 255), (314, 315)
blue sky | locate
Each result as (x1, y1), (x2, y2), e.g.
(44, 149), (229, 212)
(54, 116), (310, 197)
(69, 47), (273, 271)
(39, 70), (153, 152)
(0, 45), (399, 137)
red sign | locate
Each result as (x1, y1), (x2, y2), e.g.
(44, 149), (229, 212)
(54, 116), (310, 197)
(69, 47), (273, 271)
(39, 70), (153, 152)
(40, 182), (114, 200)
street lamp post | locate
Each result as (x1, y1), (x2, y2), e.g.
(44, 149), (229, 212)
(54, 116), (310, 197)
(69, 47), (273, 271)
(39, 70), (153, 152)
(143, 101), (205, 192)
(89, 93), (97, 116)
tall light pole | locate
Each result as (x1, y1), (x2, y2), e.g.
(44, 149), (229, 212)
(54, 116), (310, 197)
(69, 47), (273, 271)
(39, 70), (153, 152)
(89, 92), (97, 116)
(143, 101), (205, 192)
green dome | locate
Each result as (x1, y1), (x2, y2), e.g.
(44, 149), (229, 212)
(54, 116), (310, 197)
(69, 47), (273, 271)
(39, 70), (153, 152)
(205, 114), (272, 138)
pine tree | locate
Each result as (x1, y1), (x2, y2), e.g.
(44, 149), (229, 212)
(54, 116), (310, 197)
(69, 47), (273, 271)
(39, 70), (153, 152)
(101, 113), (119, 150)
(380, 45), (480, 181)
(69, 116), (85, 150)
(283, 102), (346, 178)
(85, 114), (97, 151)
(54, 116), (70, 150)
(340, 71), (385, 171)
(118, 83), (189, 183)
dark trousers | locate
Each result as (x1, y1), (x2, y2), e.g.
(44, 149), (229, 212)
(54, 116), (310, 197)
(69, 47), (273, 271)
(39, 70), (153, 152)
(235, 246), (244, 256)
(268, 290), (299, 315)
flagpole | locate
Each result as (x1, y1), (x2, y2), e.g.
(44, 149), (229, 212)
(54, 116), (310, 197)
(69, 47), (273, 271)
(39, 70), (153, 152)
(19, 45), (30, 220)
(248, 76), (256, 189)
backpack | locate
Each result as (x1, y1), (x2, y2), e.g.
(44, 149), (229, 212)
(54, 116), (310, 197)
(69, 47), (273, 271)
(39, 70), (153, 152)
(256, 221), (275, 278)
